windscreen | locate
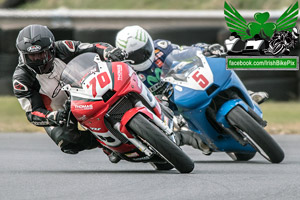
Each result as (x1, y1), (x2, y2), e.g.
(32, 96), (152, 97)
(161, 47), (204, 82)
(60, 53), (100, 88)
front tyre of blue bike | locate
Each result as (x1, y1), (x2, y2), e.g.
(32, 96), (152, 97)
(227, 106), (284, 163)
(226, 152), (256, 161)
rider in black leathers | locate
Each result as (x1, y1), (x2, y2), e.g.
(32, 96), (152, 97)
(13, 24), (126, 158)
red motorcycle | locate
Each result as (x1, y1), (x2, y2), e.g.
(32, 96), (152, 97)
(60, 53), (194, 173)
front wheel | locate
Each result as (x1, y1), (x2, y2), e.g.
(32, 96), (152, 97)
(128, 113), (194, 173)
(227, 106), (284, 163)
(150, 162), (174, 171)
(226, 152), (256, 161)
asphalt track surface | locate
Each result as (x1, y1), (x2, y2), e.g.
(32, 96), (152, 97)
(0, 133), (299, 200)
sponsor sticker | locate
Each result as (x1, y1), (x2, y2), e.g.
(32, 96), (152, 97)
(27, 45), (41, 53)
(74, 104), (93, 110)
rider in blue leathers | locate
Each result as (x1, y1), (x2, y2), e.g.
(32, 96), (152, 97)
(116, 25), (269, 154)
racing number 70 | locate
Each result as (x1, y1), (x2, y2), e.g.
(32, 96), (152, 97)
(87, 72), (110, 97)
(192, 71), (209, 88)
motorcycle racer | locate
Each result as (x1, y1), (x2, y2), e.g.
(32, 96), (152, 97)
(13, 24), (126, 158)
(115, 25), (269, 154)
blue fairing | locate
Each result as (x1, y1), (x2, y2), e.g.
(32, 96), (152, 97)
(168, 57), (261, 152)
(163, 48), (264, 153)
(171, 58), (231, 109)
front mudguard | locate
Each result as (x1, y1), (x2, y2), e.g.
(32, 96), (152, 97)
(120, 107), (175, 142)
(216, 99), (250, 128)
(120, 107), (154, 138)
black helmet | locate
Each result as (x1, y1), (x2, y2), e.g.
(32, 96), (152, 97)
(16, 24), (55, 74)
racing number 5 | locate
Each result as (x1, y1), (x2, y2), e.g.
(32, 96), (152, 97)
(87, 72), (110, 97)
(192, 71), (209, 88)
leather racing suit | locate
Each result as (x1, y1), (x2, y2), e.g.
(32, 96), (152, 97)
(12, 40), (114, 154)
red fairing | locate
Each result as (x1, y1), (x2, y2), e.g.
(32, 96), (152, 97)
(69, 60), (163, 157)
(110, 62), (130, 92)
(119, 107), (154, 138)
(72, 100), (107, 122)
(111, 62), (143, 96)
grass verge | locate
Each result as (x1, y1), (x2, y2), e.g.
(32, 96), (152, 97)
(0, 96), (299, 134)
(0, 96), (44, 133)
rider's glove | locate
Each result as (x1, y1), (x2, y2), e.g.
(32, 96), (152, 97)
(104, 47), (127, 61)
(46, 110), (68, 126)
(203, 44), (226, 57)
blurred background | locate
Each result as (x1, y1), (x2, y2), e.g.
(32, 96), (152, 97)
(0, 0), (299, 133)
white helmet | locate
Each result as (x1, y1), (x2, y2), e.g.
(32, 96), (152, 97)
(115, 25), (155, 71)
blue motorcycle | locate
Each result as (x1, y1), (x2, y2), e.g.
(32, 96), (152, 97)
(160, 47), (284, 163)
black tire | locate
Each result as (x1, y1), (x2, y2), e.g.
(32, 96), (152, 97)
(226, 152), (256, 161)
(227, 106), (284, 163)
(150, 162), (174, 171)
(128, 113), (194, 173)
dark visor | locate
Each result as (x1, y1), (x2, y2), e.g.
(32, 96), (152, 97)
(127, 39), (153, 65)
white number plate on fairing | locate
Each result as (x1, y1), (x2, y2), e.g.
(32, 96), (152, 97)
(163, 51), (214, 91)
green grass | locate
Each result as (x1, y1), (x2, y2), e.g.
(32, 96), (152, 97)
(16, 0), (298, 10)
(0, 96), (44, 133)
(0, 96), (299, 133)
(260, 101), (300, 134)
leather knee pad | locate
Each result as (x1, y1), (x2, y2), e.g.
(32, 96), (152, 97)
(44, 126), (99, 154)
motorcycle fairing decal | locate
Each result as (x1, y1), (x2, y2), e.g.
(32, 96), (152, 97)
(76, 64), (113, 99)
(111, 62), (134, 93)
(67, 58), (116, 100)
(163, 51), (214, 90)
(71, 99), (108, 124)
(90, 130), (122, 147)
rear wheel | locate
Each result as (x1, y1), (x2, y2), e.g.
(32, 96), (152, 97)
(128, 113), (194, 173)
(227, 106), (284, 163)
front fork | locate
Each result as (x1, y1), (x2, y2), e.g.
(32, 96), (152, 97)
(215, 99), (266, 146)
(135, 101), (177, 143)
(110, 100), (177, 157)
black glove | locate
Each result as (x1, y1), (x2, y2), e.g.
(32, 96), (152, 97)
(46, 110), (68, 126)
(104, 47), (127, 61)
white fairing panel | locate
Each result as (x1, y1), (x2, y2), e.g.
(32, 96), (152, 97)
(91, 131), (122, 147)
(163, 51), (214, 91)
(69, 59), (113, 100)
(137, 77), (157, 108)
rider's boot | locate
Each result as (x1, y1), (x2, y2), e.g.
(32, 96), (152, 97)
(175, 128), (212, 155)
(248, 90), (269, 104)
